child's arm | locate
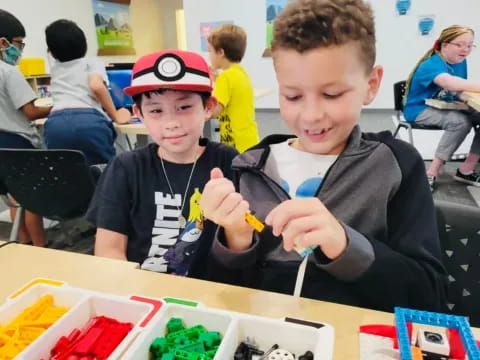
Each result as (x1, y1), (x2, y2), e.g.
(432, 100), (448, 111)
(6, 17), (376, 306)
(210, 72), (230, 119)
(94, 228), (128, 260)
(200, 168), (254, 252)
(21, 102), (52, 120)
(210, 103), (224, 119)
(88, 73), (131, 124)
(434, 73), (480, 92)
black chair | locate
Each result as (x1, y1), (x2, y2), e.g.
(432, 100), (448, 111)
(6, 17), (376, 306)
(392, 80), (442, 145)
(0, 149), (96, 242)
(435, 200), (480, 326)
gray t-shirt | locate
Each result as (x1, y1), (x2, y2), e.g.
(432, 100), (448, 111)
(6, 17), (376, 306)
(50, 57), (109, 119)
(0, 61), (41, 147)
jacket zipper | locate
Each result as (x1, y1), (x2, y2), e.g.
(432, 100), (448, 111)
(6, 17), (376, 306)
(236, 166), (291, 203)
(314, 154), (342, 197)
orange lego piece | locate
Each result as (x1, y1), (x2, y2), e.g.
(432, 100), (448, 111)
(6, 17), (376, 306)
(411, 346), (423, 360)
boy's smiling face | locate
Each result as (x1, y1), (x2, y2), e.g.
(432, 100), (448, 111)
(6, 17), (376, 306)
(274, 42), (383, 155)
(133, 90), (215, 162)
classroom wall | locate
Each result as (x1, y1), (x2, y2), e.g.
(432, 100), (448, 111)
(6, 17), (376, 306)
(183, 0), (480, 109)
(160, 0), (183, 50)
(1, 0), (164, 66)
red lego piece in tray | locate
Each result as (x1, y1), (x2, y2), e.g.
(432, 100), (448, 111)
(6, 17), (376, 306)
(48, 316), (133, 360)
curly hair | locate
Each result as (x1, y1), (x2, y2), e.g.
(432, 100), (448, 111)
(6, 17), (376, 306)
(208, 24), (247, 63)
(271, 0), (376, 72)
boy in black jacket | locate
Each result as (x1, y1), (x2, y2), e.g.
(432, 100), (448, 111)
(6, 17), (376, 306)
(200, 0), (447, 312)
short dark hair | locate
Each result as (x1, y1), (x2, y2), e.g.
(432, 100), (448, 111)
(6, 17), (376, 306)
(133, 90), (211, 113)
(45, 19), (87, 62)
(208, 24), (247, 63)
(0, 9), (25, 42)
(272, 0), (376, 73)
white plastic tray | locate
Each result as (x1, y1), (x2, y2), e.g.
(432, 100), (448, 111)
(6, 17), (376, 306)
(123, 303), (335, 360)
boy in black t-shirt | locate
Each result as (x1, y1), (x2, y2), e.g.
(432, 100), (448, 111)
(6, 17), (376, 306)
(87, 50), (238, 277)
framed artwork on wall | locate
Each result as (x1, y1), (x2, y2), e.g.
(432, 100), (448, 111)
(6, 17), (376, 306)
(92, 0), (136, 55)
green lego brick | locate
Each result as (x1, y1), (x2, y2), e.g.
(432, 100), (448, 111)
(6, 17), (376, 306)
(199, 332), (221, 349)
(174, 350), (212, 360)
(167, 317), (185, 334)
(160, 353), (175, 360)
(167, 325), (207, 343)
(178, 341), (206, 353)
(150, 337), (169, 357)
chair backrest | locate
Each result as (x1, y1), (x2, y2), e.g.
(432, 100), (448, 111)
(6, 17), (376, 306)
(0, 149), (95, 220)
(434, 200), (480, 326)
(393, 81), (407, 112)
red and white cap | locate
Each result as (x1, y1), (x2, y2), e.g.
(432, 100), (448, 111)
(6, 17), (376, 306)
(124, 50), (213, 97)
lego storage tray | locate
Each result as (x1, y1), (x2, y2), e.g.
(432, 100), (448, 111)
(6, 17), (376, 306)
(123, 302), (335, 360)
(0, 279), (163, 360)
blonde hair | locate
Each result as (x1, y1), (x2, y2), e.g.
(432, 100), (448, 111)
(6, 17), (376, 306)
(405, 25), (474, 99)
(208, 24), (247, 62)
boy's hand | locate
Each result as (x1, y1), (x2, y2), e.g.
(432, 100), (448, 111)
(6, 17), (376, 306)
(200, 168), (254, 251)
(265, 198), (347, 260)
(115, 108), (131, 124)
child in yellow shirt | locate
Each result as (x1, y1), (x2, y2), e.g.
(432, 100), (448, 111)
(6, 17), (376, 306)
(208, 24), (259, 153)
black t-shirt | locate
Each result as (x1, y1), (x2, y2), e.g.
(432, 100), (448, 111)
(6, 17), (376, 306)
(87, 140), (238, 277)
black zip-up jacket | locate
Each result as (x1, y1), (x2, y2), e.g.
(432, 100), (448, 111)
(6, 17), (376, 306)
(208, 126), (448, 312)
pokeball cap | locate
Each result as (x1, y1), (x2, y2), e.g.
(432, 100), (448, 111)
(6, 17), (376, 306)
(124, 49), (213, 97)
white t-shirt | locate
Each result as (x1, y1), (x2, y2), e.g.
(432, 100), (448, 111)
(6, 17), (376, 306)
(0, 61), (41, 147)
(50, 57), (109, 119)
(270, 139), (338, 198)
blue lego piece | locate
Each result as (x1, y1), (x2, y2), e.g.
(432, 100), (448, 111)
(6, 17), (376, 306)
(394, 307), (480, 360)
(297, 245), (316, 258)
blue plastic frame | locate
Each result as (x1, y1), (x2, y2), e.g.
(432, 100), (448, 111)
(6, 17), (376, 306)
(394, 307), (480, 360)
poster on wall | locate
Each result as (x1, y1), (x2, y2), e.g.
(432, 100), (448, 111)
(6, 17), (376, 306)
(395, 0), (411, 16)
(263, 0), (291, 57)
(200, 21), (234, 52)
(92, 0), (135, 55)
(418, 15), (435, 37)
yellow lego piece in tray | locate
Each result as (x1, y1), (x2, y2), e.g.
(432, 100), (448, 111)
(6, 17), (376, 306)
(10, 295), (54, 326)
(0, 294), (70, 358)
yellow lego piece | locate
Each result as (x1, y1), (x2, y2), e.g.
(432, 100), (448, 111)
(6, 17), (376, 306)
(36, 305), (69, 322)
(245, 212), (265, 233)
(10, 295), (54, 326)
(0, 294), (70, 358)
(18, 326), (44, 343)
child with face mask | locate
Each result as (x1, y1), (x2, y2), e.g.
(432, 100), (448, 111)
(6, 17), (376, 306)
(0, 9), (52, 246)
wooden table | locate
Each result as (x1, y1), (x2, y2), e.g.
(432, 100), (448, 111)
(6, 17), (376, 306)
(461, 91), (480, 112)
(2, 244), (477, 359)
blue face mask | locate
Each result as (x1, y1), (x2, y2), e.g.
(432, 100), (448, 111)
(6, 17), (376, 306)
(1, 42), (22, 66)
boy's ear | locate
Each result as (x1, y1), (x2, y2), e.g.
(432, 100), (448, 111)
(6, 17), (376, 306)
(132, 103), (143, 119)
(363, 65), (384, 105)
(0, 37), (9, 50)
(205, 96), (219, 118)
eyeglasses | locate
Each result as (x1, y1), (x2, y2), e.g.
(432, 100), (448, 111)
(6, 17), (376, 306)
(448, 42), (476, 51)
(11, 39), (26, 51)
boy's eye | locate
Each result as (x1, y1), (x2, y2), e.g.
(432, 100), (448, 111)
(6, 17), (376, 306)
(284, 95), (301, 102)
(324, 92), (343, 99)
(149, 109), (163, 114)
(178, 105), (192, 111)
